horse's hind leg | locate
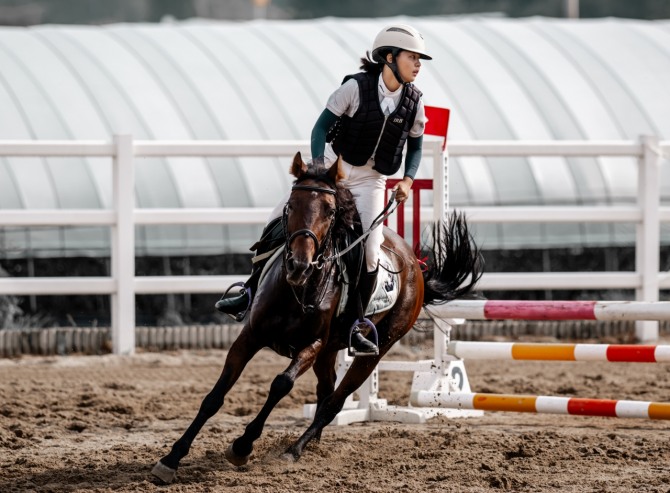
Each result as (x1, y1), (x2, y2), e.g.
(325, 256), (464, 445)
(284, 352), (382, 461)
(225, 339), (323, 466)
(151, 330), (261, 484)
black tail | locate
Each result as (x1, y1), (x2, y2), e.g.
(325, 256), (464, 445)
(421, 211), (484, 306)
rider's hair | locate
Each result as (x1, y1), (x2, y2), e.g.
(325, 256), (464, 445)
(359, 50), (384, 74)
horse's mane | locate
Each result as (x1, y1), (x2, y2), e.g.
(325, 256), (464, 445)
(294, 163), (361, 238)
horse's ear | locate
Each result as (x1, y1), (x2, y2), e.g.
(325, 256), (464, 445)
(290, 152), (308, 178)
(327, 155), (345, 183)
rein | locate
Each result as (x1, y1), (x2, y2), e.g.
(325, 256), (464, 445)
(282, 182), (400, 313)
(321, 190), (399, 264)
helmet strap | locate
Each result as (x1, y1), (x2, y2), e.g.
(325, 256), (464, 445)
(382, 50), (405, 85)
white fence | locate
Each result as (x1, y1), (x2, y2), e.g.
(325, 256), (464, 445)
(0, 136), (668, 353)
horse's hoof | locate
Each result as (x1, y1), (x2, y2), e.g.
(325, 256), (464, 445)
(280, 451), (298, 463)
(224, 443), (251, 467)
(151, 460), (177, 484)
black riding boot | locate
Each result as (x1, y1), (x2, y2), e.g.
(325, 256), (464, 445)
(349, 267), (380, 355)
(214, 264), (263, 321)
(215, 218), (284, 321)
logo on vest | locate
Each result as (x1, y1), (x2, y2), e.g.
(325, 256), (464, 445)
(392, 117), (404, 124)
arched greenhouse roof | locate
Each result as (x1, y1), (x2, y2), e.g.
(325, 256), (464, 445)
(1, 16), (669, 257)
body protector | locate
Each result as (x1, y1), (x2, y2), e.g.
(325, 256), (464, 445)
(328, 72), (422, 176)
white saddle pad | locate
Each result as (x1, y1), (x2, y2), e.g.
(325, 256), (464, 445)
(336, 250), (400, 317)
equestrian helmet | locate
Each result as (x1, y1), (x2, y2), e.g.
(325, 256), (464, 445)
(371, 24), (432, 61)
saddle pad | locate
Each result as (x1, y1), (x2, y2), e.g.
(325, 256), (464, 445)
(257, 245), (284, 288)
(336, 250), (400, 317)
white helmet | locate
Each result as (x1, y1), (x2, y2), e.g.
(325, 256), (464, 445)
(371, 24), (432, 61)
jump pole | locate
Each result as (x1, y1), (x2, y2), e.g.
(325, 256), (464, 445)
(427, 299), (670, 322)
(448, 342), (670, 362)
(410, 392), (670, 420)
(409, 299), (670, 421)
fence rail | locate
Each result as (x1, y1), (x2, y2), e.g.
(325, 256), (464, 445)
(1, 136), (669, 352)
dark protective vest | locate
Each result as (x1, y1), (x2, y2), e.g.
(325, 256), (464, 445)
(329, 72), (422, 176)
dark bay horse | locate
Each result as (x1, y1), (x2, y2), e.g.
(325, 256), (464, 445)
(151, 153), (483, 484)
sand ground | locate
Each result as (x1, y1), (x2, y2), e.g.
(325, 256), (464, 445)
(1, 342), (670, 492)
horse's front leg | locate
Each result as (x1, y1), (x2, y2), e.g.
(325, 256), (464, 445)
(151, 329), (261, 484)
(225, 339), (323, 466)
(311, 348), (338, 443)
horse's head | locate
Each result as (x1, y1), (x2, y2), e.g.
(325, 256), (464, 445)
(283, 152), (345, 287)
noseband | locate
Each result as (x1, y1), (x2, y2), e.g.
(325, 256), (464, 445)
(283, 183), (337, 268)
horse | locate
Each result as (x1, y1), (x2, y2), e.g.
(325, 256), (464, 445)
(151, 152), (483, 484)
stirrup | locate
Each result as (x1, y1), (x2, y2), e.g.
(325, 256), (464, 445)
(348, 318), (379, 357)
(215, 281), (252, 322)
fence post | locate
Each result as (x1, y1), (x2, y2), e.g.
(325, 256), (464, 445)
(111, 135), (135, 355)
(635, 135), (661, 341)
(432, 140), (448, 222)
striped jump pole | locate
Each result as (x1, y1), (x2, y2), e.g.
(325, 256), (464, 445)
(410, 392), (670, 420)
(448, 342), (670, 362)
(428, 300), (670, 321)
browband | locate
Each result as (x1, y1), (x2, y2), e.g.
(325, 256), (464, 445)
(292, 184), (336, 195)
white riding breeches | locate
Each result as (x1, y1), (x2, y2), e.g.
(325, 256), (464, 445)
(267, 159), (386, 273)
(336, 159), (386, 272)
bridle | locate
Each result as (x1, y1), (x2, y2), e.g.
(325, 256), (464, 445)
(280, 181), (401, 313)
(282, 183), (338, 270)
(282, 182), (339, 313)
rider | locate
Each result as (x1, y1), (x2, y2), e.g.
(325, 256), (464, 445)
(216, 23), (431, 355)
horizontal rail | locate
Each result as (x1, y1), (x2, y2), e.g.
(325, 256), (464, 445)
(0, 140), (312, 157)
(0, 141), (113, 156)
(134, 208), (272, 225)
(428, 300), (670, 321)
(464, 206), (642, 223)
(410, 392), (670, 420)
(134, 276), (243, 294)
(134, 140), (311, 157)
(3, 139), (665, 158)
(3, 273), (669, 296)
(0, 210), (117, 226)
(9, 206), (670, 227)
(447, 342), (670, 362)
(475, 272), (641, 290)
(0, 277), (116, 295)
(0, 276), (245, 296)
(447, 140), (644, 156)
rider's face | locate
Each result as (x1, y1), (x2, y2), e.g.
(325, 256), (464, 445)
(394, 50), (421, 83)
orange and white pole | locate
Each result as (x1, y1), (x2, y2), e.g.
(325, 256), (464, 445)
(448, 342), (670, 362)
(411, 392), (670, 420)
